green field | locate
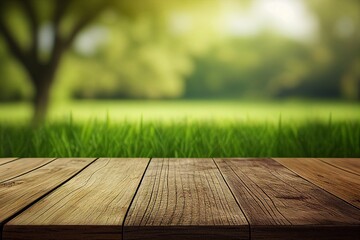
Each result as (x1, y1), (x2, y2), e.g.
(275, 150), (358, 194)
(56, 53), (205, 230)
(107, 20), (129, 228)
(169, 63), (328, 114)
(0, 100), (359, 157)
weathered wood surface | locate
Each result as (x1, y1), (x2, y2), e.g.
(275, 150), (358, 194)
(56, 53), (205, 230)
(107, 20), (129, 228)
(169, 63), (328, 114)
(1, 158), (359, 240)
(4, 158), (149, 240)
(124, 158), (249, 240)
(0, 158), (18, 166)
(0, 158), (55, 182)
(214, 158), (360, 240)
(274, 158), (360, 208)
(0, 158), (95, 225)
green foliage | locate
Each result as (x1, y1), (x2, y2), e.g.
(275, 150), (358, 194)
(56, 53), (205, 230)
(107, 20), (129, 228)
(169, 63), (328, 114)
(0, 0), (359, 102)
(0, 43), (32, 101)
(68, 17), (193, 99)
(304, 0), (360, 99)
(185, 35), (313, 98)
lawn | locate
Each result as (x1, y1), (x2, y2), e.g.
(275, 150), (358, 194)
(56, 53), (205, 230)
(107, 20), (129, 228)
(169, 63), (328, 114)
(0, 100), (359, 157)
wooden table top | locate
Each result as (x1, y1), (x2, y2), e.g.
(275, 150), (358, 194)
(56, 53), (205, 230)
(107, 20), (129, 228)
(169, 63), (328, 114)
(0, 158), (359, 240)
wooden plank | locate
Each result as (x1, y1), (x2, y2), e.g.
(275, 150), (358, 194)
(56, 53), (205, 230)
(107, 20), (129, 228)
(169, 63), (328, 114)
(124, 158), (249, 240)
(215, 158), (360, 240)
(0, 158), (55, 182)
(4, 158), (149, 240)
(0, 158), (95, 225)
(0, 158), (18, 166)
(274, 158), (360, 208)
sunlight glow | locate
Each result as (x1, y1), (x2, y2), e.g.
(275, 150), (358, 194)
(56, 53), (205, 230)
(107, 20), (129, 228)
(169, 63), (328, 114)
(75, 27), (108, 55)
(38, 23), (54, 52)
(221, 0), (317, 40)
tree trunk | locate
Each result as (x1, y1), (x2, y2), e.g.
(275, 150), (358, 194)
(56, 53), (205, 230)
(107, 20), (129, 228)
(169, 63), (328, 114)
(1, 0), (103, 125)
(30, 48), (62, 125)
(32, 75), (54, 125)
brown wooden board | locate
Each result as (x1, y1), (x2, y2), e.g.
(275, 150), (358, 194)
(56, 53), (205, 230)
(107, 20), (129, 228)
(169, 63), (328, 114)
(274, 158), (360, 208)
(124, 158), (249, 240)
(4, 158), (149, 240)
(0, 158), (18, 166)
(0, 158), (55, 182)
(0, 158), (95, 227)
(215, 158), (360, 240)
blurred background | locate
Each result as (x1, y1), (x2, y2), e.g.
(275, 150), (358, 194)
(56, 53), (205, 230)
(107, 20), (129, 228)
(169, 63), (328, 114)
(0, 0), (359, 123)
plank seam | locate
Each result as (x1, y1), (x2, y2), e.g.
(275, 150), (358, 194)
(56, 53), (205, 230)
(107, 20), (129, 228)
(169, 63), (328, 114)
(0, 158), (99, 240)
(122, 157), (152, 240)
(317, 158), (360, 177)
(212, 158), (251, 240)
(0, 158), (19, 166)
(272, 158), (360, 211)
(0, 158), (57, 183)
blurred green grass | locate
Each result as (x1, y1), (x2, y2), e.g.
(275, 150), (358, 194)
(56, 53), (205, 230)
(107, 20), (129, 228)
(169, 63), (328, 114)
(1, 120), (359, 157)
(0, 100), (359, 157)
(0, 100), (359, 123)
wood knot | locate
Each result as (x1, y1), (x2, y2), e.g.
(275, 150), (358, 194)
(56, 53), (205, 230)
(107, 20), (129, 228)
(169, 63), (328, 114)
(0, 181), (24, 187)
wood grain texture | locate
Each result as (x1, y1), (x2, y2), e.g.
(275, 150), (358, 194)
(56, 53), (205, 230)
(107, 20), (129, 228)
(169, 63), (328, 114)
(124, 158), (248, 240)
(0, 158), (95, 225)
(4, 158), (149, 240)
(0, 158), (18, 166)
(215, 158), (360, 240)
(274, 158), (360, 208)
(0, 158), (55, 182)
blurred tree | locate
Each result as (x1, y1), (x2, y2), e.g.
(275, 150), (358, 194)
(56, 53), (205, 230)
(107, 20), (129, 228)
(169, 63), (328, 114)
(67, 16), (194, 100)
(0, 0), (199, 123)
(185, 34), (312, 99)
(0, 44), (32, 101)
(1, 0), (358, 114)
(0, 0), (116, 123)
(301, 0), (360, 100)
(185, 0), (359, 100)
